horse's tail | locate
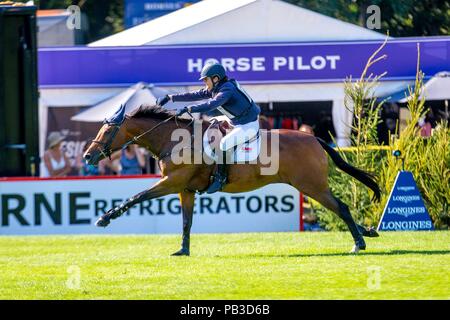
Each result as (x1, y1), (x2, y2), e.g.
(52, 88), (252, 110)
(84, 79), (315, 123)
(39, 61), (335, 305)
(316, 137), (381, 202)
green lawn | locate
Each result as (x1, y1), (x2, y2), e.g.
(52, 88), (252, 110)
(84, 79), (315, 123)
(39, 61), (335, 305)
(0, 231), (448, 299)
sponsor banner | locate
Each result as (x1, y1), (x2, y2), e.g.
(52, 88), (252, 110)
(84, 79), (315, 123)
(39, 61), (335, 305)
(0, 176), (300, 235)
(125, 0), (200, 28)
(377, 171), (434, 231)
(46, 106), (102, 176)
(38, 38), (450, 87)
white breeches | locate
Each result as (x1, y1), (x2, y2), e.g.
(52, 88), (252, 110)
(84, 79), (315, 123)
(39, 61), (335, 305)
(219, 118), (260, 151)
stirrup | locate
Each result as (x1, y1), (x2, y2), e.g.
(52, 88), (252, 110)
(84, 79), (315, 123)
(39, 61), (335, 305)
(206, 173), (227, 194)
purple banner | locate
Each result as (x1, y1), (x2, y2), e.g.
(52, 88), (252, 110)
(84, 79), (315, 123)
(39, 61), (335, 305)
(38, 38), (450, 87)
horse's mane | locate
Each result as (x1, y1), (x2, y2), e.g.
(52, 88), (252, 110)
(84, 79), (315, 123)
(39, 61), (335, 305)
(128, 104), (192, 123)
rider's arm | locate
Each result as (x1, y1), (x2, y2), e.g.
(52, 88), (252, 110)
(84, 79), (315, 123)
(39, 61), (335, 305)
(188, 86), (233, 114)
(171, 88), (212, 102)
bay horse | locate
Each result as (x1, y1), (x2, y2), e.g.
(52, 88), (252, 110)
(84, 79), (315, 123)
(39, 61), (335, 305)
(84, 104), (380, 256)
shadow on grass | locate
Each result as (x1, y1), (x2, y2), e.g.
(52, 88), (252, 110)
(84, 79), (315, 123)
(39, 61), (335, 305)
(248, 250), (450, 258)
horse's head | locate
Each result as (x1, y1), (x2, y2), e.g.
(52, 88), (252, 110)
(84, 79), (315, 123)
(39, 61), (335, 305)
(83, 105), (129, 165)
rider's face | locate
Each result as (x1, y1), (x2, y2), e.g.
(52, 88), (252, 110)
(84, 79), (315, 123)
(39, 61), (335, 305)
(203, 77), (214, 90)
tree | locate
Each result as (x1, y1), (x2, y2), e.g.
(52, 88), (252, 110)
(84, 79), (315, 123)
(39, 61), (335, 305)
(285, 0), (450, 36)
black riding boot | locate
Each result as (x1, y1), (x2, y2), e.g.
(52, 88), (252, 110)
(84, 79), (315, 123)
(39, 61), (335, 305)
(207, 151), (228, 194)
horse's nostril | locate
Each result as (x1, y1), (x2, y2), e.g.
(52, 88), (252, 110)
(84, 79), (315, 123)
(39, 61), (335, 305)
(84, 153), (92, 161)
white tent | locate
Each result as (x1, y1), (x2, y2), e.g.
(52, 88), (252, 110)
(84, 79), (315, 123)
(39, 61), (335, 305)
(379, 71), (450, 103)
(399, 71), (450, 102)
(70, 82), (188, 122)
(89, 0), (386, 46)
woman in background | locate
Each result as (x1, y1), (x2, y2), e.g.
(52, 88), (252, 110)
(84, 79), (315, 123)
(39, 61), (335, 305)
(42, 132), (72, 177)
(110, 145), (146, 175)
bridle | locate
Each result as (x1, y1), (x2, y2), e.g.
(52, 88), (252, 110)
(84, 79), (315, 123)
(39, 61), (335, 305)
(90, 120), (122, 160)
(90, 111), (195, 160)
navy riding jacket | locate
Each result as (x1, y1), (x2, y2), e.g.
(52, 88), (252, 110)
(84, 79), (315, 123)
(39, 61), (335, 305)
(171, 79), (260, 125)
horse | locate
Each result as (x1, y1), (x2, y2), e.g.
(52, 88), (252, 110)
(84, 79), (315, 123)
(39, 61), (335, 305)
(84, 104), (380, 256)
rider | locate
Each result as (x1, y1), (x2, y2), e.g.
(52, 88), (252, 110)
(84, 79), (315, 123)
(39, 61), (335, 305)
(156, 62), (261, 194)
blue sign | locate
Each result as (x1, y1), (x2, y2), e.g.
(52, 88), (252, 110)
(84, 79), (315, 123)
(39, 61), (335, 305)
(38, 37), (450, 87)
(377, 171), (434, 231)
(125, 0), (199, 28)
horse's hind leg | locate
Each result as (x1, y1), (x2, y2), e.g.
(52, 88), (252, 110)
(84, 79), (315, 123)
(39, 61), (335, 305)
(172, 190), (195, 256)
(306, 189), (366, 253)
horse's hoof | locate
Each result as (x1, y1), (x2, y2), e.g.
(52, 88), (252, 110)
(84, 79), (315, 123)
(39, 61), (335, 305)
(171, 249), (190, 256)
(358, 225), (380, 238)
(349, 245), (360, 254)
(350, 237), (366, 253)
(365, 226), (379, 238)
(357, 238), (366, 250)
(95, 217), (110, 227)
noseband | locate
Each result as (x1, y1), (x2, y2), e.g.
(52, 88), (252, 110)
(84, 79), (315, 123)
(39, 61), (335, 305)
(91, 120), (121, 160)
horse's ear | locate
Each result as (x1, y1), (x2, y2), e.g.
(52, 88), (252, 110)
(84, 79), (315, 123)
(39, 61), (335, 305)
(107, 104), (126, 124)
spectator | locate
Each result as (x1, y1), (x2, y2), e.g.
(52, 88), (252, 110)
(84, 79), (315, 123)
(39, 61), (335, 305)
(111, 145), (146, 175)
(303, 212), (325, 231)
(42, 132), (71, 177)
(419, 109), (435, 137)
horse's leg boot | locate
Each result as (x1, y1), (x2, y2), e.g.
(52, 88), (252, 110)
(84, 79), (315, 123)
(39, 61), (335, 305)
(334, 197), (366, 251)
(357, 224), (379, 238)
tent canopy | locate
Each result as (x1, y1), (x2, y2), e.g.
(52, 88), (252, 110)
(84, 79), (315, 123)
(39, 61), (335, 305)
(380, 71), (450, 103)
(89, 0), (386, 47)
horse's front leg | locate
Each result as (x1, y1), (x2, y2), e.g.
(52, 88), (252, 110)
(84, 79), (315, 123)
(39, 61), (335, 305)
(95, 176), (175, 227)
(172, 190), (195, 256)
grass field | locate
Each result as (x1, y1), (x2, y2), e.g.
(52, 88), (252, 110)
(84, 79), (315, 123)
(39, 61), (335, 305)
(0, 231), (448, 299)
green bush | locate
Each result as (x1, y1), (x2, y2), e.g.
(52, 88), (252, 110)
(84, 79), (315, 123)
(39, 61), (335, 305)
(316, 42), (450, 230)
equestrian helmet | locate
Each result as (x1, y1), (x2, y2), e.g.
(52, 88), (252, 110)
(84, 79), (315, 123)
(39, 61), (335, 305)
(199, 62), (226, 81)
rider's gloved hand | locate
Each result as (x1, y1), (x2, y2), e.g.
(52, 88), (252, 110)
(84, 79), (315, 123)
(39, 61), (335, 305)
(156, 95), (171, 107)
(176, 106), (191, 116)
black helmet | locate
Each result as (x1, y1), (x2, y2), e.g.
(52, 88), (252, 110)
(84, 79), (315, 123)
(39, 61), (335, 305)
(199, 62), (226, 81)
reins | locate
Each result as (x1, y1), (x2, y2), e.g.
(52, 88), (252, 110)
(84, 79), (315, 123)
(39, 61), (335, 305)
(91, 110), (195, 161)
